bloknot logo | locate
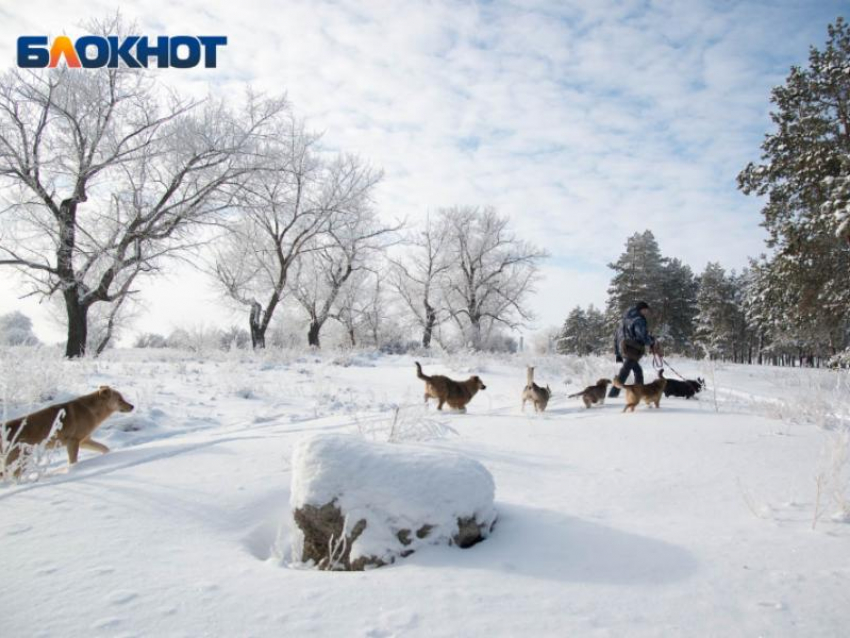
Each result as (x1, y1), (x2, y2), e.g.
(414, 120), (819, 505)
(17, 35), (227, 69)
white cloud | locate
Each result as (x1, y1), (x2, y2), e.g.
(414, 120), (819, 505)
(0, 0), (843, 343)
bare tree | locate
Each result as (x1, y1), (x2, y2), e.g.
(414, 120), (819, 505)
(331, 267), (394, 348)
(332, 268), (371, 348)
(213, 117), (382, 349)
(48, 286), (139, 355)
(441, 206), (547, 350)
(291, 206), (400, 348)
(389, 213), (451, 348)
(0, 29), (286, 357)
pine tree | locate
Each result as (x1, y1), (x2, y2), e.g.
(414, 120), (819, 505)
(558, 305), (609, 355)
(738, 18), (850, 361)
(585, 305), (610, 355)
(558, 306), (589, 355)
(606, 230), (667, 325)
(695, 263), (737, 359)
(657, 258), (699, 354)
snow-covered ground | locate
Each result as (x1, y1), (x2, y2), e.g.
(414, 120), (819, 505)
(1, 347), (848, 637)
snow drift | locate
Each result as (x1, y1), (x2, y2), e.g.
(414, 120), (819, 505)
(290, 433), (497, 569)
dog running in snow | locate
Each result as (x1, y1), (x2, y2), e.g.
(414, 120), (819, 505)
(521, 366), (551, 413)
(611, 371), (667, 413)
(1, 386), (134, 477)
(567, 378), (611, 409)
(663, 377), (705, 400)
(415, 362), (486, 412)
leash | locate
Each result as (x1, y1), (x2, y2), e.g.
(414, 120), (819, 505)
(653, 352), (688, 381)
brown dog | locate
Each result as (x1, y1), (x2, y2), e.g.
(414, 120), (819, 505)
(568, 378), (611, 409)
(415, 362), (486, 412)
(1, 386), (134, 476)
(611, 371), (667, 413)
(521, 366), (551, 413)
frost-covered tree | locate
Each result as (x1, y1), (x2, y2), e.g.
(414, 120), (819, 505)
(605, 232), (700, 354)
(657, 258), (699, 354)
(290, 206), (398, 348)
(389, 214), (452, 349)
(606, 230), (667, 324)
(441, 206), (546, 350)
(0, 310), (40, 346)
(557, 305), (607, 355)
(212, 110), (382, 349)
(738, 17), (850, 360)
(0, 18), (285, 358)
(694, 263), (740, 359)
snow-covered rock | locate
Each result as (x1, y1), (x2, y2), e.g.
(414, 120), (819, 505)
(290, 434), (497, 570)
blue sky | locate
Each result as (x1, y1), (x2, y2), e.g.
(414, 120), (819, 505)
(0, 0), (845, 343)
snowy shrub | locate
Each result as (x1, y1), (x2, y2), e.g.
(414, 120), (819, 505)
(220, 326), (250, 351)
(166, 326), (223, 353)
(813, 430), (850, 528)
(0, 311), (40, 346)
(290, 434), (497, 570)
(133, 333), (168, 349)
(0, 346), (66, 406)
(378, 339), (421, 355)
(1, 409), (64, 485)
(758, 368), (850, 432)
(356, 404), (457, 443)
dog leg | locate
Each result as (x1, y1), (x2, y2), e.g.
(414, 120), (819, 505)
(66, 439), (80, 465)
(81, 439), (109, 454)
(522, 397), (526, 412)
(437, 399), (444, 411)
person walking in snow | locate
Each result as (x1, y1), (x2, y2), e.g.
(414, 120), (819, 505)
(608, 301), (657, 398)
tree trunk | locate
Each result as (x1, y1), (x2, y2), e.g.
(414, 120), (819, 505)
(64, 291), (89, 358)
(308, 322), (321, 348)
(469, 315), (482, 350)
(95, 310), (115, 356)
(422, 305), (436, 349)
(249, 301), (266, 349)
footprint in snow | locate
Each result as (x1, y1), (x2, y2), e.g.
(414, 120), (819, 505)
(92, 617), (122, 630)
(106, 590), (138, 605)
(5, 523), (32, 536)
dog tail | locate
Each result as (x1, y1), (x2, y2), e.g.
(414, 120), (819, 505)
(567, 391), (584, 398)
(611, 377), (624, 389)
(526, 366), (534, 386)
(415, 361), (429, 381)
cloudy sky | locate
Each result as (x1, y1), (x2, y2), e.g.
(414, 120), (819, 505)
(0, 0), (843, 344)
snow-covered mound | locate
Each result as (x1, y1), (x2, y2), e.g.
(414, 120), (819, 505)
(290, 434), (497, 569)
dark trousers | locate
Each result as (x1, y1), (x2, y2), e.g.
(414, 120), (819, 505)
(608, 358), (644, 397)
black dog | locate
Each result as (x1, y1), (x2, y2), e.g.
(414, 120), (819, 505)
(663, 377), (705, 399)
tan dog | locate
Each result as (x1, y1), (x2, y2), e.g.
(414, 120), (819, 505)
(611, 371), (667, 413)
(1, 386), (134, 476)
(568, 378), (611, 409)
(415, 362), (486, 412)
(521, 366), (551, 413)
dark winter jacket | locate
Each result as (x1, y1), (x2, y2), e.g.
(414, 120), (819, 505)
(613, 306), (655, 360)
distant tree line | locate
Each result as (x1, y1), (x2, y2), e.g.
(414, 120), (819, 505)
(558, 227), (848, 367)
(559, 19), (850, 367)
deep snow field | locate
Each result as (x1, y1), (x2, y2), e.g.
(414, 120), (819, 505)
(1, 346), (849, 637)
